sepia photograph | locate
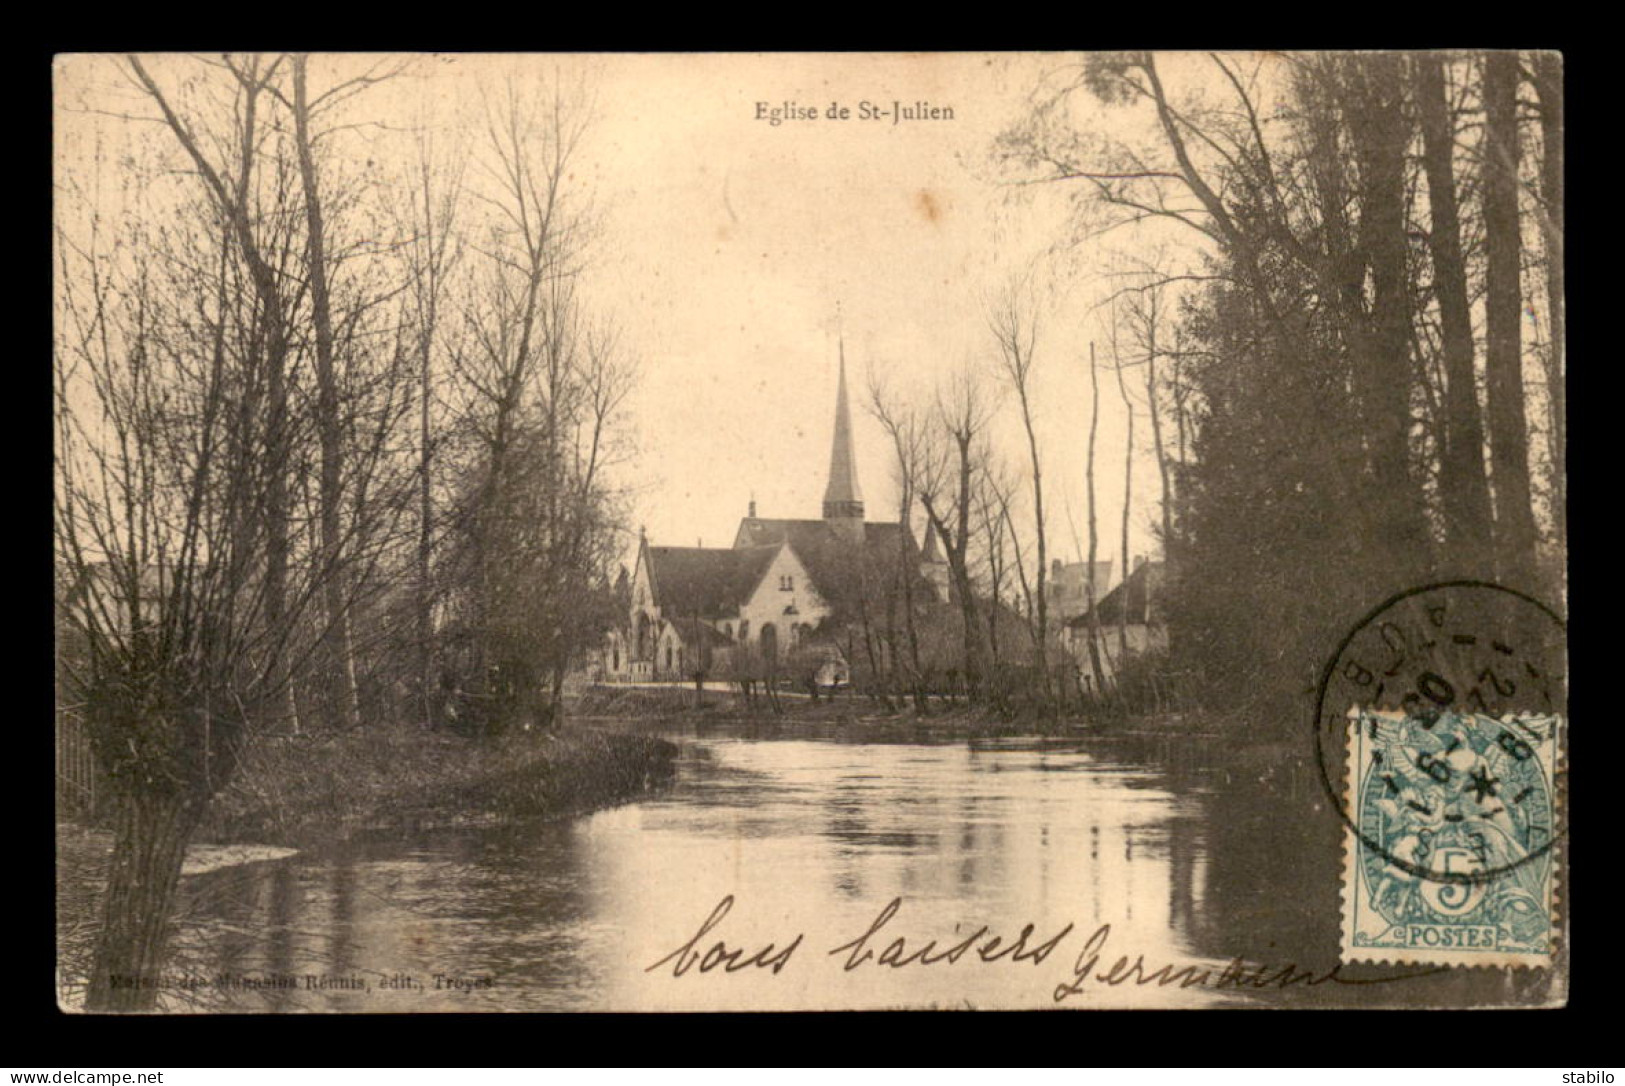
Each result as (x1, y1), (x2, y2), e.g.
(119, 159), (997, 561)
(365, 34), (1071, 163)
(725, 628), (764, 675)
(52, 50), (1567, 1013)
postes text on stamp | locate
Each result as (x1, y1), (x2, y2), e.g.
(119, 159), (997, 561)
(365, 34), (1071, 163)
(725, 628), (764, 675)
(1314, 581), (1566, 968)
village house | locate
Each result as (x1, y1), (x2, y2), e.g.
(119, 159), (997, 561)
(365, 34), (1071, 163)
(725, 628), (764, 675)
(1063, 556), (1167, 686)
(1044, 557), (1114, 625)
(602, 343), (950, 685)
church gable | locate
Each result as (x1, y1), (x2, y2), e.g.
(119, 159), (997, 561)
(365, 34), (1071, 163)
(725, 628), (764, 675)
(737, 543), (826, 635)
(630, 543), (655, 615)
(733, 516), (933, 611)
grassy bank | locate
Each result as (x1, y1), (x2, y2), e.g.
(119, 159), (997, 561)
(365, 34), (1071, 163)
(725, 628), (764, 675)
(571, 682), (1222, 739)
(198, 725), (678, 847)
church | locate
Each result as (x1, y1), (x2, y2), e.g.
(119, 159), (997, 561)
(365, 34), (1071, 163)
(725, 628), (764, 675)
(602, 343), (950, 685)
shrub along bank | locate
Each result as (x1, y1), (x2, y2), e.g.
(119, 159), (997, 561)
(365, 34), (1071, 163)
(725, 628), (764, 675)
(199, 726), (677, 846)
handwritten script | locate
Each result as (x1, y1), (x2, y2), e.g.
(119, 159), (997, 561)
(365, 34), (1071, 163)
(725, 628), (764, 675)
(646, 895), (1443, 1002)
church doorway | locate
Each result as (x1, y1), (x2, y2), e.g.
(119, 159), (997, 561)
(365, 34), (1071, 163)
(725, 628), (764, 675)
(760, 623), (778, 668)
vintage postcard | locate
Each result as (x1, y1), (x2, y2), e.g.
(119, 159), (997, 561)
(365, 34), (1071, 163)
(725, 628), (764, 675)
(54, 51), (1566, 1012)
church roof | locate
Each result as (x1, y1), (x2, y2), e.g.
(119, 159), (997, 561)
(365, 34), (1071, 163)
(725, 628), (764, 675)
(645, 544), (780, 619)
(734, 517), (925, 607)
(666, 617), (736, 651)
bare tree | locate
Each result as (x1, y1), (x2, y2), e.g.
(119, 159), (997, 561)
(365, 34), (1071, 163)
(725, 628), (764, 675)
(398, 101), (468, 730)
(1415, 52), (1495, 576)
(439, 75), (631, 734)
(989, 279), (1053, 704)
(1081, 341), (1108, 699)
(286, 54), (387, 731)
(979, 457), (1032, 673)
(127, 55), (303, 735)
(867, 375), (929, 710)
(1108, 304), (1135, 662)
(57, 61), (334, 1007)
(917, 368), (994, 700)
(1121, 269), (1175, 556)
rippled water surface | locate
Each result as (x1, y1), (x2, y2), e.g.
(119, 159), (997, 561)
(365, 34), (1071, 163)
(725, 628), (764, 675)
(174, 726), (1467, 1011)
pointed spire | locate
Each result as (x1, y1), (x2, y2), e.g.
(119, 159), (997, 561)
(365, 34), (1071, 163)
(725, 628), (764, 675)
(823, 323), (864, 522)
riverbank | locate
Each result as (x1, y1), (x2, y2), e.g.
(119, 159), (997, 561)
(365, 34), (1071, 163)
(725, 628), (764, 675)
(199, 726), (678, 846)
(56, 726), (678, 1009)
(572, 682), (1238, 739)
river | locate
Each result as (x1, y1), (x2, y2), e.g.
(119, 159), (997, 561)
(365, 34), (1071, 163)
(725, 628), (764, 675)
(165, 722), (1532, 1011)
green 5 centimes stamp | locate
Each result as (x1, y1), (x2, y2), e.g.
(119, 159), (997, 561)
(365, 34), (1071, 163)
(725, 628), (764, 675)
(1314, 581), (1566, 968)
(1344, 707), (1560, 964)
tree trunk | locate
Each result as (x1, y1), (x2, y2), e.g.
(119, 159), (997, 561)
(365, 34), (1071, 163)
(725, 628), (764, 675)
(415, 160), (441, 732)
(1144, 293), (1174, 555)
(85, 789), (198, 1012)
(1416, 52), (1495, 576)
(1113, 338), (1134, 662)
(1482, 50), (1540, 590)
(292, 56), (363, 732)
(419, 319), (436, 729)
(897, 504), (926, 713)
(1345, 55), (1431, 582)
(128, 57), (300, 735)
(922, 494), (985, 702)
(953, 439), (986, 700)
(1083, 342), (1108, 699)
(1532, 52), (1565, 564)
(1016, 394), (1050, 705)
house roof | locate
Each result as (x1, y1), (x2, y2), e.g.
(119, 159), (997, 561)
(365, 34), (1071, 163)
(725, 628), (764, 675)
(733, 517), (927, 608)
(1067, 560), (1165, 628)
(645, 544), (780, 619)
(665, 617), (736, 651)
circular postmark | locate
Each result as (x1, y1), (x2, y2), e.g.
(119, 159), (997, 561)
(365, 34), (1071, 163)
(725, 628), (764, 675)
(1314, 581), (1566, 891)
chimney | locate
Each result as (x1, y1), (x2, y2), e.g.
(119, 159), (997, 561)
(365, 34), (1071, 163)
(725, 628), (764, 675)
(1134, 554), (1147, 572)
(1051, 558), (1063, 579)
(748, 498), (757, 518)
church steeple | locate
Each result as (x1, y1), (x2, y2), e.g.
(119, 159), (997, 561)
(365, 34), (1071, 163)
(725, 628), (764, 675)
(822, 332), (865, 529)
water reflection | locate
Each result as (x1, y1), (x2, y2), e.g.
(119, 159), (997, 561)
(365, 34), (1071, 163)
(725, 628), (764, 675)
(171, 726), (1556, 1011)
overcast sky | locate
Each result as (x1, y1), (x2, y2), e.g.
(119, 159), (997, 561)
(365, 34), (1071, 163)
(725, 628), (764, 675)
(566, 52), (1191, 573)
(58, 52), (1208, 578)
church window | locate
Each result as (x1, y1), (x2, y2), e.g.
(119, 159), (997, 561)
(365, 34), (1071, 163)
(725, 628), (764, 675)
(780, 574), (794, 591)
(739, 620), (750, 641)
(665, 645), (673, 670)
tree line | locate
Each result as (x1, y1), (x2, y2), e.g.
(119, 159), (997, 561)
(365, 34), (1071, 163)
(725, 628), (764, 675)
(54, 55), (634, 1010)
(834, 50), (1563, 723)
(991, 50), (1563, 717)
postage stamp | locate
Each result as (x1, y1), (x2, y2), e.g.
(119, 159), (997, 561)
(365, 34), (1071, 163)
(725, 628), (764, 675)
(1341, 706), (1560, 966)
(1314, 580), (1566, 968)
